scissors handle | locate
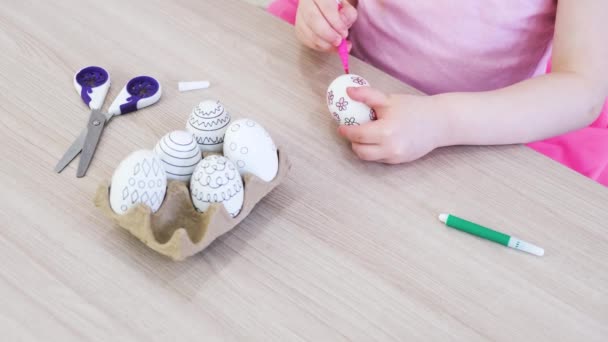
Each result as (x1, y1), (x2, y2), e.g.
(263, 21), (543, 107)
(108, 76), (161, 116)
(74, 66), (111, 110)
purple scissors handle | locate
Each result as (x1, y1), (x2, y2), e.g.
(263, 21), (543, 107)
(108, 76), (161, 115)
(74, 66), (109, 108)
(56, 68), (161, 176)
(121, 76), (159, 114)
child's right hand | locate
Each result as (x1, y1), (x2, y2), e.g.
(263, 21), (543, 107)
(295, 0), (357, 52)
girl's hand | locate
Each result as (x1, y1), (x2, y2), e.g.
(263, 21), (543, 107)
(338, 87), (447, 164)
(295, 0), (357, 52)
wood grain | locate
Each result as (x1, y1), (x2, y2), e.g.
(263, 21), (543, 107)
(1, 0), (607, 340)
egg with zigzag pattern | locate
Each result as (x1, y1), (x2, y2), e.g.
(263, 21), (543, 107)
(186, 100), (231, 153)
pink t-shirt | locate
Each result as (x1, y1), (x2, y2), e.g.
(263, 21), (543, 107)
(267, 0), (608, 187)
(350, 0), (557, 94)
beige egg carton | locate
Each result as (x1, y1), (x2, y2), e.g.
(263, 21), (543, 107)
(94, 149), (291, 261)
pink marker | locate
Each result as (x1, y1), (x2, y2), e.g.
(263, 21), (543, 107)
(336, 0), (349, 74)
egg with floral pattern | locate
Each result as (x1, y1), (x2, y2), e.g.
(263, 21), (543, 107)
(326, 74), (375, 126)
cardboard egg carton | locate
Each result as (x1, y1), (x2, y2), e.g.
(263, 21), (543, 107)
(94, 149), (290, 260)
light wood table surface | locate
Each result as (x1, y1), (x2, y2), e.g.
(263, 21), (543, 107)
(1, 0), (607, 340)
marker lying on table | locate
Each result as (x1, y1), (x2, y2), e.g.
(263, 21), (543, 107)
(336, 0), (350, 74)
(438, 213), (544, 256)
(178, 81), (210, 92)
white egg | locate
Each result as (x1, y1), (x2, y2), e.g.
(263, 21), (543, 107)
(186, 100), (231, 152)
(190, 155), (244, 217)
(326, 74), (376, 126)
(153, 130), (202, 182)
(223, 119), (278, 182)
(110, 150), (167, 215)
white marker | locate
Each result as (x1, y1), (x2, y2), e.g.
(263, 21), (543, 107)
(178, 81), (211, 92)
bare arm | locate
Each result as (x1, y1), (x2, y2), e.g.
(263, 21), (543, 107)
(439, 0), (608, 146)
(339, 0), (608, 164)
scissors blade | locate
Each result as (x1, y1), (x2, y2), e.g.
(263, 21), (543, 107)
(76, 109), (107, 178)
(54, 128), (88, 173)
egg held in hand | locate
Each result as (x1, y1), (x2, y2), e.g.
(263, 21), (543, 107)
(326, 74), (376, 126)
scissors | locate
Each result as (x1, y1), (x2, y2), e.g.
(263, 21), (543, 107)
(55, 66), (162, 177)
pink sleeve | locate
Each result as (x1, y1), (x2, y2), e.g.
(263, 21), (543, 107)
(267, 0), (298, 25)
(529, 55), (608, 186)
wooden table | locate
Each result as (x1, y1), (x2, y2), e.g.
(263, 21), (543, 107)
(1, 0), (607, 340)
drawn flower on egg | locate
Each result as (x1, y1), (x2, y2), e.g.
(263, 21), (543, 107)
(332, 112), (340, 122)
(370, 109), (377, 120)
(327, 90), (334, 105)
(351, 76), (367, 85)
(344, 117), (359, 126)
(336, 97), (349, 111)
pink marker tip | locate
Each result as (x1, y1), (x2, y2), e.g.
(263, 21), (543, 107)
(338, 40), (350, 74)
(336, 0), (350, 74)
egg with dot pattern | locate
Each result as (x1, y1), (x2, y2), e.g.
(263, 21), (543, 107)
(327, 74), (375, 126)
(186, 100), (231, 152)
(154, 130), (202, 182)
(223, 119), (278, 182)
(190, 155), (244, 217)
(110, 150), (167, 215)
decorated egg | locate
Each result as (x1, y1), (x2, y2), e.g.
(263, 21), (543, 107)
(186, 100), (231, 152)
(190, 155), (244, 217)
(110, 150), (167, 215)
(153, 130), (201, 182)
(223, 119), (278, 182)
(326, 74), (376, 126)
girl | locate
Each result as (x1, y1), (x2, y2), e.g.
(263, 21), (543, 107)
(268, 0), (608, 186)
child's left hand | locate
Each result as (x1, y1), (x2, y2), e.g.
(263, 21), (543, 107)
(338, 87), (447, 164)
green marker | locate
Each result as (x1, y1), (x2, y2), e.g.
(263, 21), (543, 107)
(438, 213), (544, 256)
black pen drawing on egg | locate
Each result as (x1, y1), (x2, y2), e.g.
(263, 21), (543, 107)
(109, 150), (168, 215)
(186, 100), (231, 153)
(154, 130), (202, 182)
(108, 94), (281, 220)
(223, 118), (278, 182)
(195, 158), (240, 189)
(190, 155), (244, 218)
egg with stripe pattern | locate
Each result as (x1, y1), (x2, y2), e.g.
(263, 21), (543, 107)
(153, 130), (202, 182)
(186, 100), (231, 153)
